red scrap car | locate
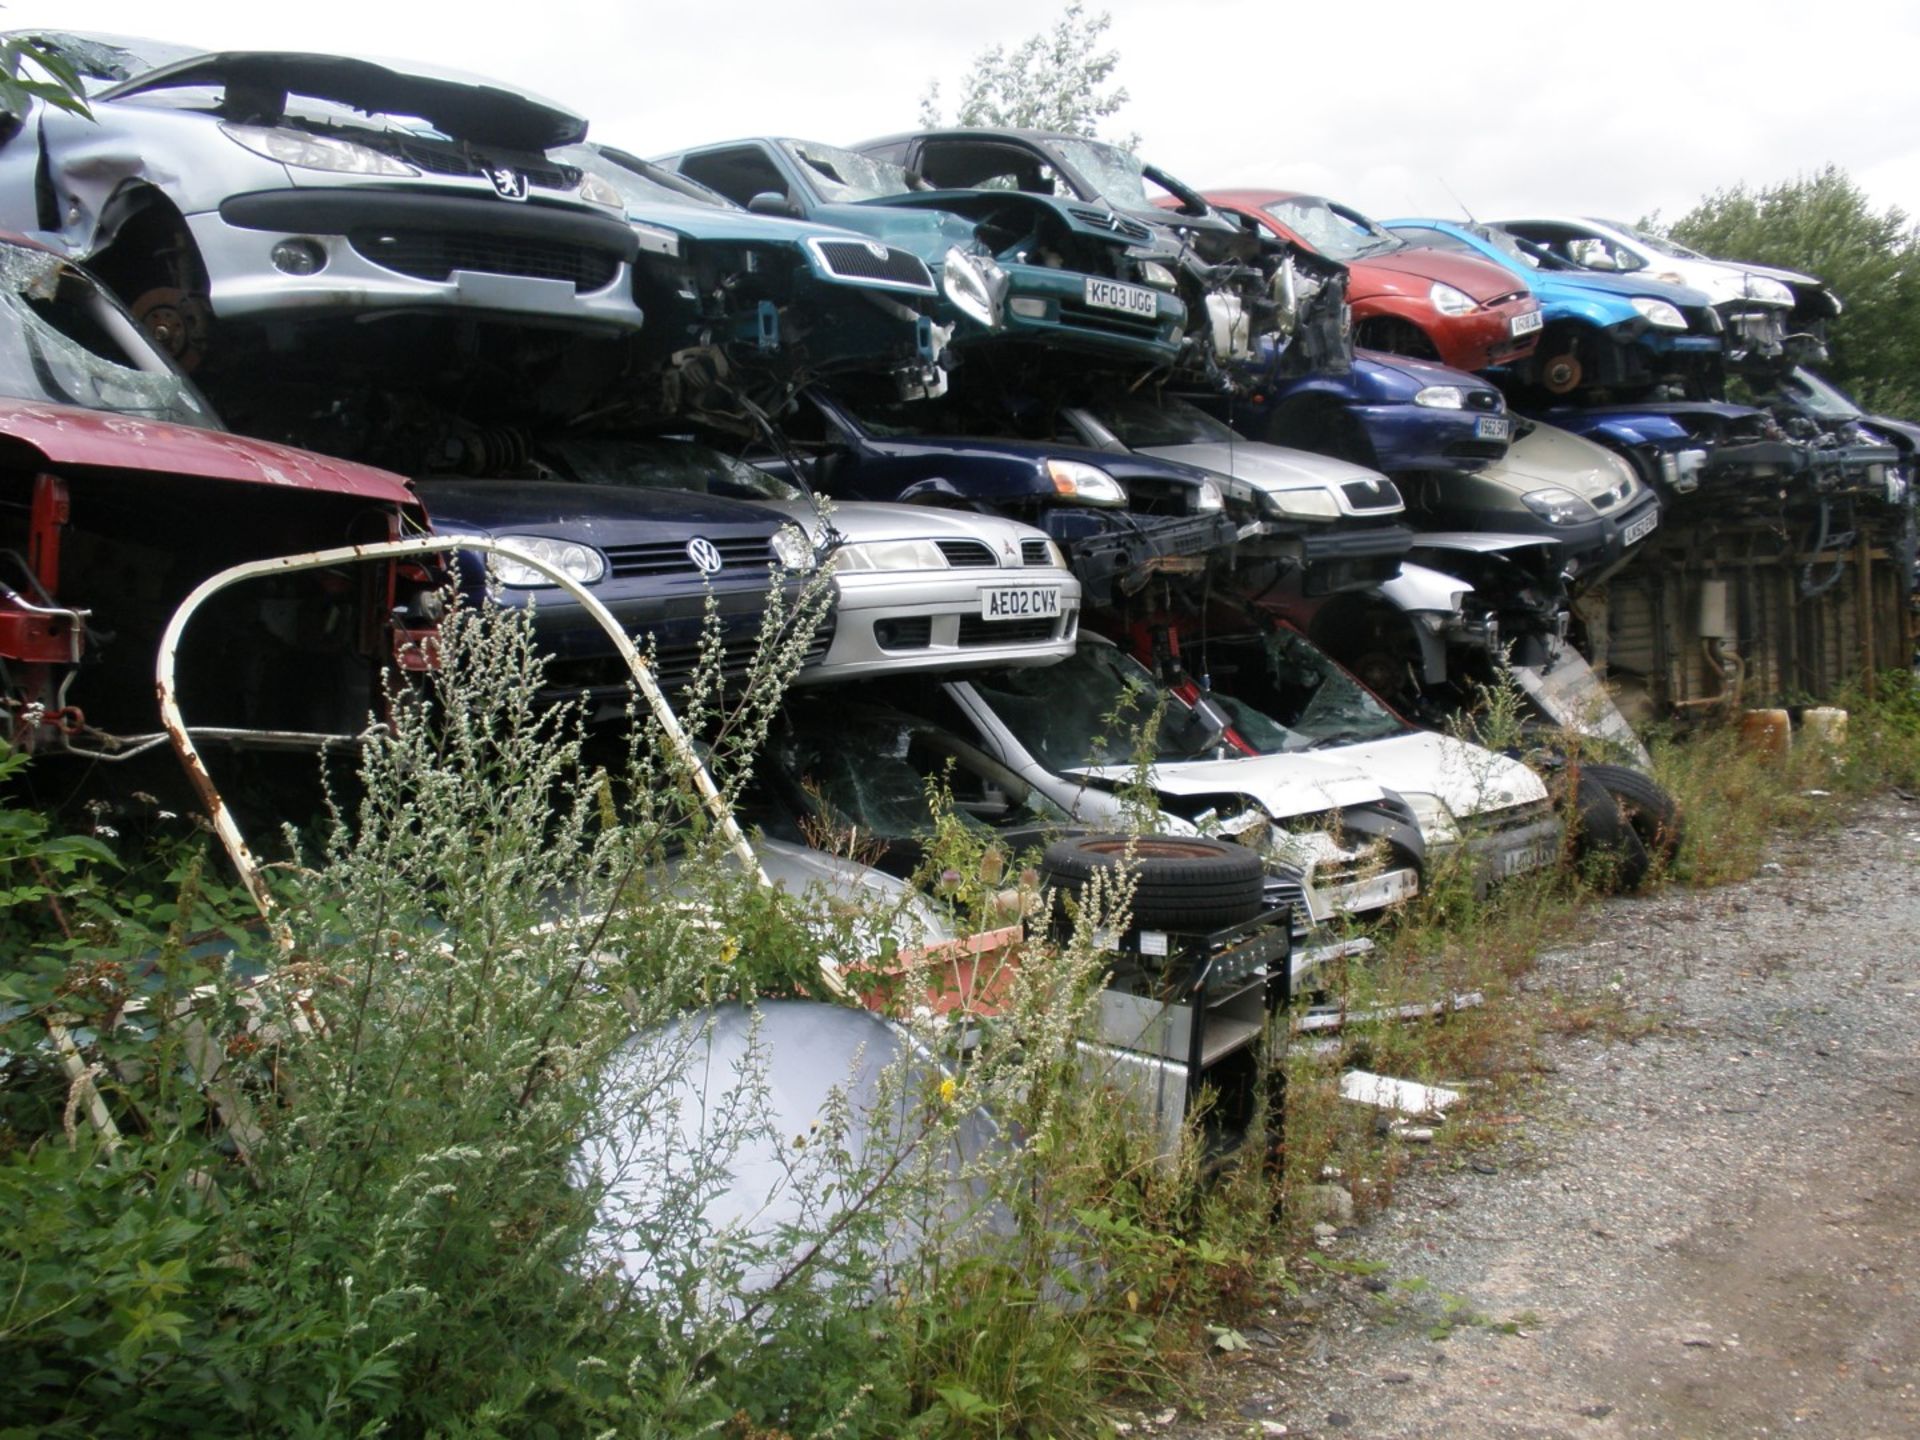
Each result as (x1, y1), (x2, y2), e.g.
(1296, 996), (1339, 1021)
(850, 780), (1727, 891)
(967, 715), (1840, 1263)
(0, 235), (433, 756)
(1205, 190), (1543, 373)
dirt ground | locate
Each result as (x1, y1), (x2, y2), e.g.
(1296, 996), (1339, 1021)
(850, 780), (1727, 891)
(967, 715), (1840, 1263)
(1162, 793), (1920, 1440)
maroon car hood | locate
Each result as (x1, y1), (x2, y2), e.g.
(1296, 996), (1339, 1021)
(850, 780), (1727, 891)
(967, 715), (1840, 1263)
(1347, 247), (1524, 305)
(0, 398), (417, 506)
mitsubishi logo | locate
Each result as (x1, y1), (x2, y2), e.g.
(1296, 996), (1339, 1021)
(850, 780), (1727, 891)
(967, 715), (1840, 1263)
(487, 165), (530, 201)
(1001, 538), (1020, 563)
(686, 537), (724, 575)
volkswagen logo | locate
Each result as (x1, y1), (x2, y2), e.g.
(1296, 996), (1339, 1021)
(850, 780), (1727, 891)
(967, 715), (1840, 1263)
(686, 537), (724, 575)
(487, 165), (530, 201)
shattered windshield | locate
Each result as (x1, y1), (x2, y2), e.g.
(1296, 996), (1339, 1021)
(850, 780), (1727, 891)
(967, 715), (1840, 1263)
(785, 141), (916, 202)
(1264, 197), (1400, 261)
(1084, 394), (1239, 447)
(1774, 368), (1862, 421)
(778, 706), (1064, 839)
(11, 30), (203, 89)
(547, 437), (804, 501)
(1246, 630), (1405, 746)
(0, 247), (217, 428)
(1051, 138), (1149, 208)
(971, 643), (1256, 769)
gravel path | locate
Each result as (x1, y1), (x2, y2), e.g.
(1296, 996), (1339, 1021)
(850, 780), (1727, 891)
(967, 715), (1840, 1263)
(1168, 792), (1920, 1440)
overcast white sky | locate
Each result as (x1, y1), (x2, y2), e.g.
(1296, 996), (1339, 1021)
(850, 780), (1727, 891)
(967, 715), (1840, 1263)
(15, 0), (1919, 227)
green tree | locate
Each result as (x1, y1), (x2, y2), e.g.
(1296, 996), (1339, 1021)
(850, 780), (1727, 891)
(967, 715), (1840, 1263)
(0, 34), (90, 119)
(918, 2), (1137, 147)
(1659, 167), (1920, 416)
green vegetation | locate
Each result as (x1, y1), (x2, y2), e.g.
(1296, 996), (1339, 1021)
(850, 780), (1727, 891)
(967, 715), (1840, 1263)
(6, 631), (1917, 1436)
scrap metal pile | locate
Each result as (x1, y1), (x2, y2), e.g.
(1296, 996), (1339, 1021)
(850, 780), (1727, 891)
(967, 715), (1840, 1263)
(2, 34), (1911, 1144)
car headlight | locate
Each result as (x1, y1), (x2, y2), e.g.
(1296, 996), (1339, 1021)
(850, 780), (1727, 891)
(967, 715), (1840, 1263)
(1195, 480), (1225, 512)
(1744, 274), (1794, 305)
(579, 171), (626, 210)
(941, 247), (1003, 328)
(1428, 281), (1476, 317)
(1263, 488), (1342, 521)
(1630, 296), (1687, 330)
(1137, 260), (1179, 290)
(490, 536), (606, 587)
(1414, 385), (1466, 409)
(828, 537), (946, 572)
(1044, 458), (1126, 506)
(220, 123), (419, 177)
(770, 525), (816, 570)
(1400, 791), (1460, 845)
(1519, 487), (1597, 526)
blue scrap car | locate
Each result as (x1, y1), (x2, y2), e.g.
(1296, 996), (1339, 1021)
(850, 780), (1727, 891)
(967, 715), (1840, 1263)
(1383, 219), (1723, 398)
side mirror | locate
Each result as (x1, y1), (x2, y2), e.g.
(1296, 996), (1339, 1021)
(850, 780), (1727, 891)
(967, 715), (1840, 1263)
(748, 190), (800, 218)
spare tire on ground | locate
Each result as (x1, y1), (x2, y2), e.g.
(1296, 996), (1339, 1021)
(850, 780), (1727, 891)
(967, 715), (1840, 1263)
(1563, 763), (1683, 892)
(1038, 833), (1267, 934)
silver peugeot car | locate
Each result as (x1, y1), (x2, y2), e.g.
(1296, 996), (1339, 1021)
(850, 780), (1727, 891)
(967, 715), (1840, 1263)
(0, 39), (645, 367)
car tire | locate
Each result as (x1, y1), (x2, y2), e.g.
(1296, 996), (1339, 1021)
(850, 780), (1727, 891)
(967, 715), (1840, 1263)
(1039, 833), (1267, 934)
(1566, 770), (1649, 891)
(1582, 763), (1683, 866)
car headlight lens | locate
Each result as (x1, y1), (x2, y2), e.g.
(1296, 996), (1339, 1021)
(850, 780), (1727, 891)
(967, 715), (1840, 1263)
(1263, 488), (1342, 520)
(941, 247), (1003, 328)
(1400, 791), (1460, 844)
(1195, 480), (1225, 512)
(221, 123), (419, 177)
(1044, 458), (1126, 506)
(1137, 260), (1179, 290)
(1630, 296), (1687, 330)
(828, 538), (947, 572)
(579, 171), (625, 210)
(1428, 281), (1476, 317)
(1520, 487), (1597, 526)
(1414, 385), (1467, 409)
(770, 525), (816, 570)
(1745, 274), (1794, 305)
(490, 536), (606, 587)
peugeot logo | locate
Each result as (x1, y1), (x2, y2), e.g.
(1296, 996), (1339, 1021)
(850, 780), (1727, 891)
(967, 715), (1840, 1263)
(487, 165), (530, 201)
(686, 537), (724, 575)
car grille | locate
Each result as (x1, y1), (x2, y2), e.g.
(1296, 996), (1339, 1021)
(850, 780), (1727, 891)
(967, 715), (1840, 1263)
(1471, 797), (1555, 837)
(956, 615), (1059, 645)
(1445, 438), (1508, 461)
(544, 616), (834, 693)
(1340, 478), (1402, 512)
(1488, 289), (1530, 309)
(1068, 206), (1154, 242)
(935, 538), (997, 567)
(349, 228), (621, 292)
(807, 239), (936, 292)
(1057, 297), (1165, 339)
(1020, 539), (1052, 566)
(1261, 873), (1310, 938)
(601, 535), (774, 578)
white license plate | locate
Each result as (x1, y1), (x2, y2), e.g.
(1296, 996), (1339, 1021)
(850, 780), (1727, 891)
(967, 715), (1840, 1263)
(1510, 309), (1544, 337)
(1497, 840), (1557, 878)
(1623, 509), (1660, 545)
(1084, 277), (1158, 317)
(980, 585), (1063, 621)
(1475, 415), (1511, 441)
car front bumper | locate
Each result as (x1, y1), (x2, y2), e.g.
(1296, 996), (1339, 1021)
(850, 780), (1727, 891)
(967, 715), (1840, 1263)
(990, 262), (1187, 364)
(794, 568), (1081, 683)
(1350, 402), (1509, 474)
(196, 190), (645, 331)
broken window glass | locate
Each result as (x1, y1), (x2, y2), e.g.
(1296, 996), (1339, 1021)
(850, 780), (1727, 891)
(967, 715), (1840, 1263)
(786, 142), (916, 203)
(0, 246), (216, 428)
